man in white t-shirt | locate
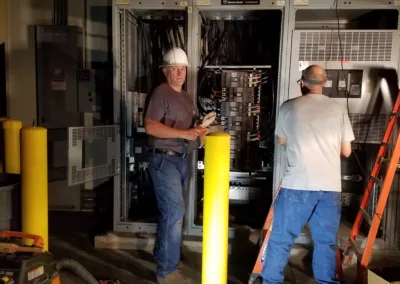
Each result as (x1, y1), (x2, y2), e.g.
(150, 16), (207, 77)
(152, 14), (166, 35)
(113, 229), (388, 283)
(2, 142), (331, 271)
(261, 65), (355, 284)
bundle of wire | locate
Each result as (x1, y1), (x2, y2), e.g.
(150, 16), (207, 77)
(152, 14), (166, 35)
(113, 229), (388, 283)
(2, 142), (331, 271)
(136, 15), (186, 93)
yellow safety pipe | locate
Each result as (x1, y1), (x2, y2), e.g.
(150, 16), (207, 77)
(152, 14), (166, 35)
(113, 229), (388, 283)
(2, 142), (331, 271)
(21, 127), (48, 250)
(0, 117), (9, 173)
(2, 119), (22, 174)
(202, 132), (231, 284)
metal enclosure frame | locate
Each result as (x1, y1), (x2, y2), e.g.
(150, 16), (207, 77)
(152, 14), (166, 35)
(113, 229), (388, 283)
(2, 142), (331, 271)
(112, 0), (400, 245)
(274, 1), (400, 246)
(112, 0), (289, 238)
(187, 1), (288, 238)
(112, 0), (193, 234)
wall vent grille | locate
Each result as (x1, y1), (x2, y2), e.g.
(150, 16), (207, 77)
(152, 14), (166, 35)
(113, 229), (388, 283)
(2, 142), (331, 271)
(299, 31), (393, 62)
(68, 125), (119, 186)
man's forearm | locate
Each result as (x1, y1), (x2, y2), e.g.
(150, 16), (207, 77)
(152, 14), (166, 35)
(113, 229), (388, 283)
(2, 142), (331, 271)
(145, 120), (184, 139)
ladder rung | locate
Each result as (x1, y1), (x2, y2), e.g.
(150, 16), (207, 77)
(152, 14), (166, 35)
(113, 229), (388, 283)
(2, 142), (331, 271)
(349, 238), (362, 260)
(370, 176), (382, 187)
(379, 157), (388, 163)
(381, 142), (392, 149)
(379, 157), (400, 168)
(391, 112), (400, 117)
(359, 208), (372, 225)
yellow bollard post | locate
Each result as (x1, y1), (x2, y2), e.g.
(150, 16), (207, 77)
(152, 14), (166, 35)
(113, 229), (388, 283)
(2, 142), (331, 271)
(2, 119), (22, 174)
(21, 127), (48, 250)
(202, 132), (231, 284)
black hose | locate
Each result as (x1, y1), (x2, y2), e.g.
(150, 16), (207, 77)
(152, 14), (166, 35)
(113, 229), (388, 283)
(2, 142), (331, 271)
(56, 258), (98, 284)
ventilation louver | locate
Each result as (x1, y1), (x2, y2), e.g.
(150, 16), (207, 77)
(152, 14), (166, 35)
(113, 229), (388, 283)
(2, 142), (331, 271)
(299, 31), (393, 62)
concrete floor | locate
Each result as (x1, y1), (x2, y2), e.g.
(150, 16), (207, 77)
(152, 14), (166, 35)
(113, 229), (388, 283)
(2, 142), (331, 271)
(52, 234), (400, 284)
(48, 212), (400, 284)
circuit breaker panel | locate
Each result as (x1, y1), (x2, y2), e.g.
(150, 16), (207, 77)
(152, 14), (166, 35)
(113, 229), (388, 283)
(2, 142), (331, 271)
(323, 70), (363, 98)
(220, 70), (263, 170)
(198, 68), (269, 172)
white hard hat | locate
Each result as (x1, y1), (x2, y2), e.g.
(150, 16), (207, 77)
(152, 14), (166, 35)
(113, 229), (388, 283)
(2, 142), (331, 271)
(160, 47), (190, 67)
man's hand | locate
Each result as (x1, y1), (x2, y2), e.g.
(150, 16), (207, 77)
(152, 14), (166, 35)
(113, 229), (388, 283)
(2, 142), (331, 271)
(194, 126), (207, 147)
(194, 125), (208, 135)
(182, 128), (201, 141)
(278, 136), (288, 146)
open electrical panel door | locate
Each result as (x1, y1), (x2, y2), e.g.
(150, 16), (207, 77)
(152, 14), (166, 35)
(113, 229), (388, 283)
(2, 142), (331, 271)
(111, 1), (285, 236)
(112, 4), (192, 234)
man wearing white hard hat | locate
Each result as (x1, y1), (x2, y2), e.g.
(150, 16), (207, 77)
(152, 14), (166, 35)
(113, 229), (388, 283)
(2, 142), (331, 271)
(145, 47), (214, 283)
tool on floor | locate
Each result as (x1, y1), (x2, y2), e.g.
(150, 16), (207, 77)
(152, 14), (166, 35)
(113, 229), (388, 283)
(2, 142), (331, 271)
(337, 89), (400, 284)
(0, 231), (60, 284)
(0, 231), (115, 284)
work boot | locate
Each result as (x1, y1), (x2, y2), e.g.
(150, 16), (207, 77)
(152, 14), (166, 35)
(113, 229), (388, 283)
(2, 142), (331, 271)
(178, 260), (184, 269)
(156, 270), (192, 284)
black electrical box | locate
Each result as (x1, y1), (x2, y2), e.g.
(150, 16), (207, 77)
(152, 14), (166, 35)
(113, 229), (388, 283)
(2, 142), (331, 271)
(323, 69), (363, 98)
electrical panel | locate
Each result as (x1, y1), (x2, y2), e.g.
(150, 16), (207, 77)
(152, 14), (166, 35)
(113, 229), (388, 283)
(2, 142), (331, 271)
(35, 25), (82, 128)
(77, 69), (100, 113)
(35, 25), (103, 212)
(323, 70), (363, 98)
(199, 69), (270, 172)
(221, 70), (262, 170)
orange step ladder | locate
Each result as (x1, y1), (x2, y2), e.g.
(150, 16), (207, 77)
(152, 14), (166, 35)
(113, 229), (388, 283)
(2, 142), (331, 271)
(248, 183), (281, 284)
(338, 89), (400, 284)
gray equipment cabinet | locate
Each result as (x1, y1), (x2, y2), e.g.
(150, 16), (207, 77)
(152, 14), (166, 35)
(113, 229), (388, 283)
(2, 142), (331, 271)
(111, 0), (400, 248)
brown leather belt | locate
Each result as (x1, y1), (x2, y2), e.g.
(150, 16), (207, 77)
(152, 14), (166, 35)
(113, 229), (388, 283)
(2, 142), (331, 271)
(148, 148), (188, 158)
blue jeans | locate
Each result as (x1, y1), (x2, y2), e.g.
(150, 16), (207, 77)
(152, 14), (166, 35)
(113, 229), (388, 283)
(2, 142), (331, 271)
(261, 188), (341, 284)
(148, 153), (188, 277)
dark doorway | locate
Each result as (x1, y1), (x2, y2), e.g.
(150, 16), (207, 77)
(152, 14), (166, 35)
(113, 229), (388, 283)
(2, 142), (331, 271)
(0, 43), (6, 117)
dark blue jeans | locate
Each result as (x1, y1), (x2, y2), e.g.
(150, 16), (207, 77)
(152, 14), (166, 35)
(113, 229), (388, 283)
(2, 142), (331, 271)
(261, 188), (341, 284)
(148, 153), (188, 277)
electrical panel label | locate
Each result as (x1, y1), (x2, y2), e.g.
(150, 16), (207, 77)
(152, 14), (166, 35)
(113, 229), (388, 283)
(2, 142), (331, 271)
(197, 0), (211, 5)
(116, 0), (129, 4)
(28, 266), (44, 281)
(338, 80), (346, 89)
(299, 61), (309, 71)
(221, 0), (260, 5)
(51, 68), (67, 91)
(294, 0), (308, 5)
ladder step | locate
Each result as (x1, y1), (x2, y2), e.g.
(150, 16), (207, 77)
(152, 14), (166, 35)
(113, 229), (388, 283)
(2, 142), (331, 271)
(359, 208), (372, 225)
(370, 176), (382, 187)
(379, 157), (400, 168)
(380, 157), (389, 163)
(381, 142), (392, 150)
(391, 112), (400, 117)
(349, 238), (362, 260)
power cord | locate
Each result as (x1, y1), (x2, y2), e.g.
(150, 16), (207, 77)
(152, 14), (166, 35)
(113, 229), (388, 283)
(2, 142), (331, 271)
(334, 0), (366, 177)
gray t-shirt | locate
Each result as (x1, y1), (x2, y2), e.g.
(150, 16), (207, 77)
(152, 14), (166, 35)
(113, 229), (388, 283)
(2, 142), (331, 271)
(145, 83), (196, 153)
(276, 94), (355, 192)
